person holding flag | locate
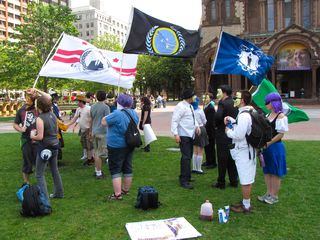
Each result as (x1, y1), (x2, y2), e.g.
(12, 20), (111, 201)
(258, 93), (288, 205)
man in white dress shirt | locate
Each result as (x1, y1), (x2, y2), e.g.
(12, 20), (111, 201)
(171, 89), (201, 189)
(225, 90), (256, 213)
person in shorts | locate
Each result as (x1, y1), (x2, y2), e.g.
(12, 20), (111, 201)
(90, 90), (110, 179)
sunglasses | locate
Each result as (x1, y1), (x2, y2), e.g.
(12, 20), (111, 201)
(233, 97), (241, 100)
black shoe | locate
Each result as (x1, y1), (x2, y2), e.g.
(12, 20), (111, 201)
(212, 182), (225, 189)
(196, 171), (206, 174)
(191, 170), (198, 173)
(181, 183), (194, 189)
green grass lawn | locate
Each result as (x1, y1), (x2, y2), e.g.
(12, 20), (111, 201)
(0, 133), (319, 240)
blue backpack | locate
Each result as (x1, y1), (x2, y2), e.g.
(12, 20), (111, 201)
(20, 185), (52, 217)
(135, 186), (160, 210)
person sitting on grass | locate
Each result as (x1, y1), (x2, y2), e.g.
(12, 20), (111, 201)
(101, 94), (139, 200)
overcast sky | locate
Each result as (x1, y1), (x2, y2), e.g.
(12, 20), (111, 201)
(70, 0), (202, 30)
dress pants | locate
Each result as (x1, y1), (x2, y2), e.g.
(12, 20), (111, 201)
(204, 137), (217, 167)
(179, 136), (193, 184)
(216, 143), (238, 185)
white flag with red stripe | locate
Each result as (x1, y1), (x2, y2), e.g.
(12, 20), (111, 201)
(39, 33), (138, 89)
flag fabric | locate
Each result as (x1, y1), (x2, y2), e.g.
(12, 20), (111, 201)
(39, 33), (138, 89)
(123, 7), (200, 58)
(252, 79), (309, 123)
(212, 32), (274, 86)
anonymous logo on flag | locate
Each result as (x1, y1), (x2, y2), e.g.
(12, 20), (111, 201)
(146, 26), (186, 55)
(238, 45), (262, 75)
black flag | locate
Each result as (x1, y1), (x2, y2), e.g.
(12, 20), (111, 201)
(123, 8), (200, 58)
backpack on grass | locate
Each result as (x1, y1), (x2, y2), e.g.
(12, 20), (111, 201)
(243, 109), (272, 149)
(20, 185), (52, 217)
(135, 186), (160, 210)
(122, 109), (142, 149)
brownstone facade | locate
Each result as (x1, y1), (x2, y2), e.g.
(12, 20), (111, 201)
(194, 0), (320, 101)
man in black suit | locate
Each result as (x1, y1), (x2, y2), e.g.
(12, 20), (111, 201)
(203, 93), (217, 169)
(213, 85), (239, 189)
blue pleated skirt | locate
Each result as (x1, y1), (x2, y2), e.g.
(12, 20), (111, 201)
(262, 141), (287, 177)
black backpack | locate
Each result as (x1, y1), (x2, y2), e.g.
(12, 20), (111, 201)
(243, 110), (272, 149)
(135, 186), (160, 210)
(122, 109), (142, 148)
(21, 185), (52, 217)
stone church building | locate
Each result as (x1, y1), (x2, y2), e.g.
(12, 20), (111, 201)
(194, 0), (320, 102)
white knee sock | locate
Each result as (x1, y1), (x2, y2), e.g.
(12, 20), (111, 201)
(192, 154), (197, 171)
(197, 155), (203, 172)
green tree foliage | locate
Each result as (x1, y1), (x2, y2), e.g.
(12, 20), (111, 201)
(1, 3), (79, 91)
(91, 33), (122, 51)
(134, 55), (193, 99)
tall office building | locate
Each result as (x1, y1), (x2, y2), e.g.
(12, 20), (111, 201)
(0, 0), (69, 41)
(72, 0), (128, 45)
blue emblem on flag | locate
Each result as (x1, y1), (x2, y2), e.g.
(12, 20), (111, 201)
(211, 32), (274, 86)
(146, 26), (185, 55)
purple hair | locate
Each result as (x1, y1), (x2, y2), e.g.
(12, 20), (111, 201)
(117, 94), (133, 108)
(265, 92), (283, 113)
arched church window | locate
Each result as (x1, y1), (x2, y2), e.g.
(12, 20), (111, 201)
(302, 0), (311, 28)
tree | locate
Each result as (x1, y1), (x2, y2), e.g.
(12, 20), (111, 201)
(10, 3), (78, 91)
(91, 33), (122, 51)
(134, 55), (193, 99)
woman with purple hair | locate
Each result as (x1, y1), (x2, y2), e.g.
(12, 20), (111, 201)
(101, 94), (139, 200)
(258, 92), (288, 204)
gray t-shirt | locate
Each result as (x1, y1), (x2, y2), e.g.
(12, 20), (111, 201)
(90, 102), (110, 135)
(39, 112), (59, 147)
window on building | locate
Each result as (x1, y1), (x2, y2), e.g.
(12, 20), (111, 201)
(112, 20), (115, 25)
(80, 33), (83, 37)
(86, 31), (89, 36)
(79, 24), (82, 29)
(284, 0), (292, 27)
(267, 0), (275, 32)
(211, 0), (217, 22)
(90, 30), (94, 35)
(117, 22), (119, 27)
(91, 22), (94, 27)
(86, 23), (90, 28)
(121, 24), (123, 28)
(104, 24), (108, 30)
(77, 15), (82, 20)
(225, 0), (231, 19)
(302, 0), (311, 28)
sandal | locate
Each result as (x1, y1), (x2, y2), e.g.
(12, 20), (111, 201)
(121, 189), (129, 195)
(109, 193), (123, 200)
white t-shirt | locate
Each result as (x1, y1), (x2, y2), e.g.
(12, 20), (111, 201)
(75, 105), (91, 130)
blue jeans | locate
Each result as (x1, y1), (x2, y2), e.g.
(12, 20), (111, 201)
(107, 146), (134, 179)
(35, 149), (64, 199)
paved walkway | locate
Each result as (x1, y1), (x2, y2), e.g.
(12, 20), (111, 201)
(1, 103), (319, 140)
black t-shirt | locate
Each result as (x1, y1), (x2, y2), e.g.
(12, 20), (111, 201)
(141, 105), (151, 124)
(14, 105), (38, 141)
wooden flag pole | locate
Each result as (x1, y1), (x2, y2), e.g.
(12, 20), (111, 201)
(32, 32), (65, 88)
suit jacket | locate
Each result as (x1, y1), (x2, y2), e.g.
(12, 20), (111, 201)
(204, 102), (216, 139)
(215, 96), (238, 144)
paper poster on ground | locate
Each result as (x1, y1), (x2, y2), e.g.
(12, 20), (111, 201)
(125, 217), (201, 240)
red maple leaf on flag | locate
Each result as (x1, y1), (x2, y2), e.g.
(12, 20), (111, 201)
(113, 58), (119, 63)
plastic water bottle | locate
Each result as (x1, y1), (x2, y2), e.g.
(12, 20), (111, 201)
(227, 120), (233, 129)
(200, 200), (213, 221)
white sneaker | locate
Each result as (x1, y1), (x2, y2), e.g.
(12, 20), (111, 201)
(264, 195), (279, 204)
(257, 193), (270, 202)
(80, 155), (87, 160)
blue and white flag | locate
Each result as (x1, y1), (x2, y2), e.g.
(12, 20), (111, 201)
(211, 32), (274, 86)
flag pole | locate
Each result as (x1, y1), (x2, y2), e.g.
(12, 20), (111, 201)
(117, 53), (124, 94)
(32, 32), (65, 88)
(203, 26), (223, 108)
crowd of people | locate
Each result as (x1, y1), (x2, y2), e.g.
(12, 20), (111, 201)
(171, 86), (288, 214)
(14, 86), (289, 214)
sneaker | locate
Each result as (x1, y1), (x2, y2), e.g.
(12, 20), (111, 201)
(96, 173), (106, 180)
(257, 193), (270, 202)
(264, 195), (279, 204)
(49, 193), (64, 199)
(230, 204), (252, 214)
(108, 193), (123, 200)
(80, 155), (87, 161)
